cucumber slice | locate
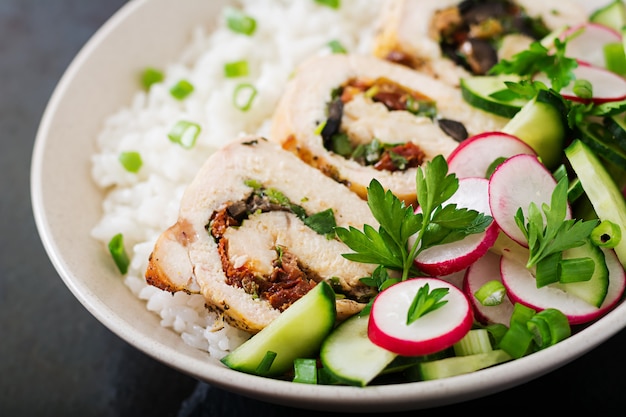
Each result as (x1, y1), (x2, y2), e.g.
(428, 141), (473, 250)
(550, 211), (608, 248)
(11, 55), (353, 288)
(418, 349), (513, 381)
(590, 0), (626, 32)
(555, 240), (609, 308)
(460, 75), (527, 118)
(502, 89), (567, 169)
(604, 113), (626, 150)
(221, 281), (336, 377)
(565, 139), (626, 269)
(319, 313), (397, 387)
(578, 121), (626, 168)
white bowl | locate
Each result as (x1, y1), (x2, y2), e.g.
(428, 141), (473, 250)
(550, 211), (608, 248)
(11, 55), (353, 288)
(31, 0), (623, 412)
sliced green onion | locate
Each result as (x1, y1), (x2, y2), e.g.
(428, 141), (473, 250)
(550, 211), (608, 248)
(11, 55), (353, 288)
(118, 151), (142, 173)
(526, 314), (552, 349)
(255, 351), (277, 375)
(315, 0), (340, 9)
(108, 233), (130, 275)
(453, 329), (493, 356)
(224, 60), (249, 78)
(327, 39), (347, 54)
(473, 280), (506, 306)
(292, 358), (318, 384)
(528, 308), (571, 349)
(169, 79), (194, 100)
(225, 7), (257, 36)
(558, 257), (595, 283)
(141, 67), (164, 89)
(534, 308), (571, 345)
(591, 219), (622, 248)
(497, 322), (534, 359)
(534, 252), (560, 287)
(167, 120), (201, 149)
(572, 79), (593, 99)
(233, 83), (257, 111)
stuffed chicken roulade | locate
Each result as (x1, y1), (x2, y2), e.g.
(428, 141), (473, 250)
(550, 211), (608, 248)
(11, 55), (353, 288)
(145, 137), (378, 333)
(372, 0), (587, 86)
(270, 53), (507, 205)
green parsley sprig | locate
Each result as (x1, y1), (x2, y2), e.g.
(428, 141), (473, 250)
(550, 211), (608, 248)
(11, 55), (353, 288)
(335, 155), (493, 286)
(514, 177), (598, 286)
(406, 283), (449, 324)
(489, 37), (577, 93)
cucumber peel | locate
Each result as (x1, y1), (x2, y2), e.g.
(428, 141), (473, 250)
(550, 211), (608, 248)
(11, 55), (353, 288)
(502, 89), (566, 169)
(565, 139), (626, 269)
(319, 313), (397, 387)
(460, 75), (527, 118)
(221, 281), (336, 377)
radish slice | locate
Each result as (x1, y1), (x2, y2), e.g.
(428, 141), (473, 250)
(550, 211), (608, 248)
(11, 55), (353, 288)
(447, 132), (536, 179)
(534, 62), (626, 103)
(559, 23), (622, 68)
(463, 250), (514, 326)
(500, 249), (626, 325)
(413, 177), (499, 276)
(368, 278), (474, 356)
(488, 154), (571, 248)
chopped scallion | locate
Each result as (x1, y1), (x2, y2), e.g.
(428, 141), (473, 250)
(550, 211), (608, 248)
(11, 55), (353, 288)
(118, 151), (142, 173)
(473, 280), (506, 306)
(169, 79), (194, 100)
(314, 0), (340, 9)
(167, 120), (201, 149)
(453, 329), (493, 356)
(558, 257), (595, 283)
(224, 60), (249, 78)
(108, 233), (130, 275)
(292, 358), (318, 384)
(225, 7), (257, 36)
(233, 83), (257, 111)
(591, 219), (622, 248)
(141, 67), (164, 89)
(572, 79), (593, 99)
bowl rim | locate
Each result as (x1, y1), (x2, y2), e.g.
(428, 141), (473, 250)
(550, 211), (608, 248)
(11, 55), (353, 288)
(29, 0), (626, 412)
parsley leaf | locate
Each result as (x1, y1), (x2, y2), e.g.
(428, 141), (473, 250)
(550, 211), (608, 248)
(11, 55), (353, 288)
(336, 155), (493, 282)
(514, 177), (598, 269)
(489, 38), (578, 93)
(406, 283), (449, 324)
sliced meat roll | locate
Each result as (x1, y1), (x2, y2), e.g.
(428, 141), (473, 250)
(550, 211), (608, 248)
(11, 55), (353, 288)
(145, 137), (378, 333)
(373, 0), (587, 86)
(270, 53), (508, 205)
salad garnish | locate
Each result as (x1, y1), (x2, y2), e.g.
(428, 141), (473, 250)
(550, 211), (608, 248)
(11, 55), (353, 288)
(336, 154), (492, 283)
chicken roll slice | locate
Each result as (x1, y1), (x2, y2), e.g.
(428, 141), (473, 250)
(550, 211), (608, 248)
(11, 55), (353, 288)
(373, 0), (587, 86)
(145, 137), (378, 333)
(270, 53), (508, 205)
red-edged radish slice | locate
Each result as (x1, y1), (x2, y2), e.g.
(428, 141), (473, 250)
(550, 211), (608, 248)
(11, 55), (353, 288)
(500, 249), (626, 325)
(463, 250), (514, 326)
(534, 61), (626, 103)
(559, 23), (622, 68)
(488, 154), (571, 248)
(413, 177), (499, 276)
(447, 132), (537, 179)
(368, 277), (474, 356)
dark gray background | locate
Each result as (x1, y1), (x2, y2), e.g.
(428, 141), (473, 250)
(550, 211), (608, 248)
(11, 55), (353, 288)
(2, 1), (625, 415)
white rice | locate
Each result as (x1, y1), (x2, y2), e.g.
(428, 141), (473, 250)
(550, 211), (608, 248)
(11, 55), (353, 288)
(90, 0), (384, 359)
